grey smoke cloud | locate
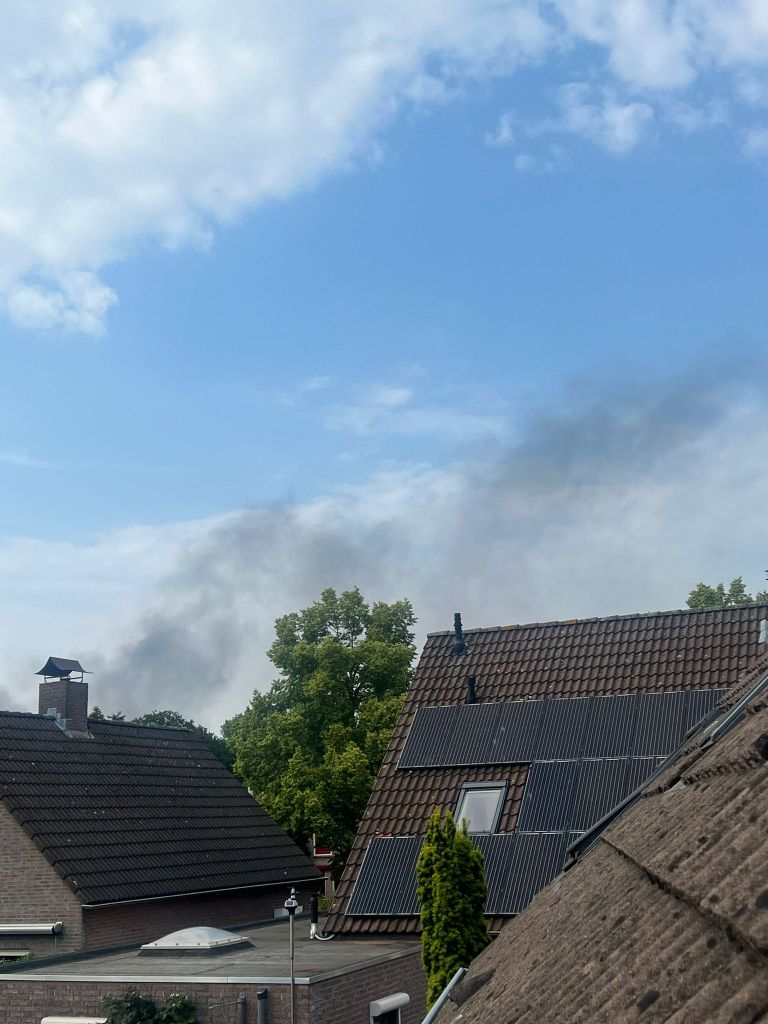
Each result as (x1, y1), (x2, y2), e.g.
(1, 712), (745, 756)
(91, 358), (768, 730)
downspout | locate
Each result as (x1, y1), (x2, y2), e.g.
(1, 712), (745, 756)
(420, 967), (467, 1024)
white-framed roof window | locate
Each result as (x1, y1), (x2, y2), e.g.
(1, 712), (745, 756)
(455, 782), (506, 834)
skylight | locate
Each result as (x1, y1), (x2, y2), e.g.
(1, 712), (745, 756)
(139, 926), (252, 956)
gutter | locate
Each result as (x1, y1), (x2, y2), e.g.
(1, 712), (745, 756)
(79, 875), (322, 909)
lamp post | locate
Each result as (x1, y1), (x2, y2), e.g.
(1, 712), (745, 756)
(284, 887), (299, 1024)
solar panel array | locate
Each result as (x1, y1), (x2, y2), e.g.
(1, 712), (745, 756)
(345, 687), (728, 918)
(518, 757), (666, 832)
(398, 689), (727, 768)
(346, 832), (574, 916)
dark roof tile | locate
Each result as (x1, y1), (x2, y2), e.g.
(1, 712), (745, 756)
(0, 714), (320, 905)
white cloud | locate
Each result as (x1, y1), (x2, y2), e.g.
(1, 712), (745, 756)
(327, 383), (507, 440)
(556, 82), (655, 152)
(0, 514), (229, 704)
(2, 366), (767, 729)
(660, 97), (728, 133)
(0, 3), (765, 331)
(298, 375), (331, 394)
(1, 2), (768, 335)
(0, 1), (554, 335)
(743, 124), (768, 158)
(737, 73), (768, 106)
(556, 0), (696, 90)
(513, 145), (567, 173)
(485, 111), (517, 147)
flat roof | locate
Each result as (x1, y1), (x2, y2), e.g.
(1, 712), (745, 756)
(0, 916), (419, 986)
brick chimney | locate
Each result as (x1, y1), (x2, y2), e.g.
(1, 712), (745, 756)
(35, 657), (90, 734)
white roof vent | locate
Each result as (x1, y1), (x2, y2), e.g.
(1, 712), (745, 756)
(139, 926), (253, 957)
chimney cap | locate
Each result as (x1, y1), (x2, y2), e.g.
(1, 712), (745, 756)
(35, 657), (90, 679)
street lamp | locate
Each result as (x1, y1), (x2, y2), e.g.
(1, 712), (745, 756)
(284, 887), (299, 1024)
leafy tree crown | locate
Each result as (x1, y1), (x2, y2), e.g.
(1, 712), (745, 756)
(686, 576), (768, 609)
(228, 587), (415, 875)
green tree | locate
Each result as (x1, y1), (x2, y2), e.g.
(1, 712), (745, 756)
(686, 576), (768, 609)
(417, 809), (489, 1008)
(228, 587), (415, 875)
(132, 709), (235, 771)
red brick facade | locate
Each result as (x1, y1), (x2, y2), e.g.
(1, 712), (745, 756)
(0, 805), (83, 957)
(0, 949), (427, 1024)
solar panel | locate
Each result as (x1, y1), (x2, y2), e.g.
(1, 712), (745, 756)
(398, 705), (463, 768)
(398, 688), (725, 769)
(536, 696), (590, 760)
(632, 690), (688, 756)
(684, 687), (728, 736)
(492, 698), (545, 763)
(379, 687), (729, 919)
(347, 832), (568, 917)
(345, 836), (422, 915)
(625, 756), (663, 794)
(581, 694), (640, 758)
(517, 761), (577, 831)
(571, 759), (631, 832)
(450, 701), (505, 766)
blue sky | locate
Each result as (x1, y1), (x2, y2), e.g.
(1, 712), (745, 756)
(2, 3), (768, 723)
(2, 84), (765, 537)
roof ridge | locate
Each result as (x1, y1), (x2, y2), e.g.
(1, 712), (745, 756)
(0, 711), (196, 736)
(426, 602), (768, 636)
(90, 719), (195, 733)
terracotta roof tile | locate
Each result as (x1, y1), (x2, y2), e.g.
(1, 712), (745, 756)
(327, 604), (768, 936)
(435, 662), (768, 1024)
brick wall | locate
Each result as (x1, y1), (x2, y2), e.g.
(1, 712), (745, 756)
(310, 949), (427, 1024)
(0, 805), (83, 957)
(38, 678), (88, 732)
(0, 979), (303, 1024)
(0, 952), (426, 1024)
(0, 954), (428, 1024)
(84, 884), (319, 950)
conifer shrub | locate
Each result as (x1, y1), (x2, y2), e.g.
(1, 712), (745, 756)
(416, 808), (489, 1007)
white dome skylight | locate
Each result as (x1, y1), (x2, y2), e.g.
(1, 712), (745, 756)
(139, 926), (252, 956)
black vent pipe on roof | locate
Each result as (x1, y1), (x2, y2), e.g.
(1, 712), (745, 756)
(465, 676), (478, 704)
(452, 612), (466, 656)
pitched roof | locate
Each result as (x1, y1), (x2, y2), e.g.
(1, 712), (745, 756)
(35, 657), (88, 677)
(0, 713), (321, 905)
(326, 603), (768, 936)
(437, 656), (768, 1024)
